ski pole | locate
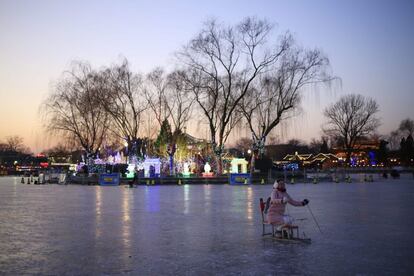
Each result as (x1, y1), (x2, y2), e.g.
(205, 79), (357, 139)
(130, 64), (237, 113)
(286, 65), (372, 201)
(307, 204), (323, 234)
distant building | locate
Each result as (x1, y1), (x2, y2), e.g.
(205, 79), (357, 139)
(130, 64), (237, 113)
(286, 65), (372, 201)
(265, 144), (311, 161)
(332, 138), (381, 166)
(277, 152), (339, 169)
(308, 153), (340, 169)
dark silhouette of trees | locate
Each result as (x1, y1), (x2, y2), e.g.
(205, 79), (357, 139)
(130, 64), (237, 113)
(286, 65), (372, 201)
(43, 143), (74, 163)
(43, 62), (110, 164)
(400, 134), (414, 166)
(323, 94), (380, 165)
(399, 118), (414, 136)
(0, 136), (32, 166)
(232, 137), (253, 159)
(5, 136), (26, 152)
(309, 136), (330, 154)
(97, 59), (147, 161)
(388, 130), (401, 150)
(376, 139), (389, 166)
(386, 118), (413, 166)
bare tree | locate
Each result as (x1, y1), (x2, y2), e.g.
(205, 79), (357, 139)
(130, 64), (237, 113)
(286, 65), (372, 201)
(98, 59), (148, 161)
(43, 62), (110, 164)
(0, 143), (7, 152)
(387, 130), (401, 150)
(240, 47), (332, 167)
(385, 118), (413, 151)
(144, 67), (171, 128)
(323, 94), (380, 165)
(267, 135), (281, 145)
(399, 118), (414, 136)
(234, 137), (253, 155)
(166, 70), (195, 133)
(309, 136), (330, 154)
(143, 68), (195, 174)
(177, 17), (290, 173)
(5, 135), (25, 152)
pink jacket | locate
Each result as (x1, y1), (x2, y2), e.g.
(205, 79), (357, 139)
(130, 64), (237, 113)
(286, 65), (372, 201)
(266, 189), (303, 225)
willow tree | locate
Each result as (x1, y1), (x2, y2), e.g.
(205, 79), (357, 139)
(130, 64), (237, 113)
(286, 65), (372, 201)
(43, 62), (110, 164)
(98, 59), (148, 162)
(177, 17), (290, 174)
(240, 47), (332, 173)
(323, 94), (380, 165)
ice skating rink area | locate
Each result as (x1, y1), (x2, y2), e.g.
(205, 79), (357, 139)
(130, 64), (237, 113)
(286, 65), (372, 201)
(0, 176), (413, 275)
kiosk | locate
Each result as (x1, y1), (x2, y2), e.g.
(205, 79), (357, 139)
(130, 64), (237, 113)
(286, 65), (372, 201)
(143, 158), (161, 177)
(229, 158), (250, 185)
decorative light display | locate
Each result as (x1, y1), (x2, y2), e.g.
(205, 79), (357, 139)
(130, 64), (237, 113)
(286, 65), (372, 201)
(143, 158), (161, 177)
(126, 163), (135, 178)
(230, 158), (248, 173)
(182, 162), (190, 177)
(202, 162), (213, 177)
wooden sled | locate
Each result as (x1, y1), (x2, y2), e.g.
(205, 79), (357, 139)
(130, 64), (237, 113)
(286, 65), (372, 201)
(260, 198), (311, 244)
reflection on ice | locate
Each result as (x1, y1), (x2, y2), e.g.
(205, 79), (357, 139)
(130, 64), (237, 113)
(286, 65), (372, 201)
(95, 186), (102, 238)
(0, 176), (413, 275)
(121, 187), (132, 264)
(183, 184), (190, 214)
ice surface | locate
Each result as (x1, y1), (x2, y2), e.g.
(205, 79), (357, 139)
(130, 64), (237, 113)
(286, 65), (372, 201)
(0, 175), (413, 275)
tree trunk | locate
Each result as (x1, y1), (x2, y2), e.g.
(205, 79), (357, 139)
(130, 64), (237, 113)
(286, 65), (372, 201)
(345, 150), (352, 166)
(250, 152), (256, 176)
(215, 154), (223, 175)
(169, 153), (175, 175)
(167, 144), (176, 176)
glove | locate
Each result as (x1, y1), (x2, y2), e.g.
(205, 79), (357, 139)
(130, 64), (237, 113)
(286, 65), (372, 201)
(302, 199), (309, 206)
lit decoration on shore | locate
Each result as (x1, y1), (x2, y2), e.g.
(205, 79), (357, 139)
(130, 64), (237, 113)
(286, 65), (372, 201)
(182, 162), (190, 177)
(230, 158), (248, 174)
(202, 162), (213, 177)
(143, 158), (161, 177)
(229, 158), (250, 185)
(126, 163), (135, 178)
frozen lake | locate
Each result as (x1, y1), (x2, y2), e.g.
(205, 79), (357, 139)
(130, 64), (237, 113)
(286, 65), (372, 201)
(0, 176), (413, 275)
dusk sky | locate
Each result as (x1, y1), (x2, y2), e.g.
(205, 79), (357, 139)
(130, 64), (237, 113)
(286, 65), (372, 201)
(1, 0), (413, 153)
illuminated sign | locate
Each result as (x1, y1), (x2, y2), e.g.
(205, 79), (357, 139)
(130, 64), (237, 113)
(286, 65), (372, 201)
(229, 173), (251, 185)
(99, 173), (120, 186)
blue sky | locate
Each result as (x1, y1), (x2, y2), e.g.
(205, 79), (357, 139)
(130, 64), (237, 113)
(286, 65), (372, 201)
(0, 0), (413, 152)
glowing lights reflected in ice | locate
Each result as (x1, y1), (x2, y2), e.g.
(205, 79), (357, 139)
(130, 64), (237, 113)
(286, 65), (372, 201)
(183, 184), (190, 214)
(94, 186), (102, 238)
(121, 187), (132, 262)
(246, 187), (253, 221)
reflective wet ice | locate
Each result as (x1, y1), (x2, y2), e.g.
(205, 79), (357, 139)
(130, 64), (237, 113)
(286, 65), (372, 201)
(0, 176), (413, 275)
